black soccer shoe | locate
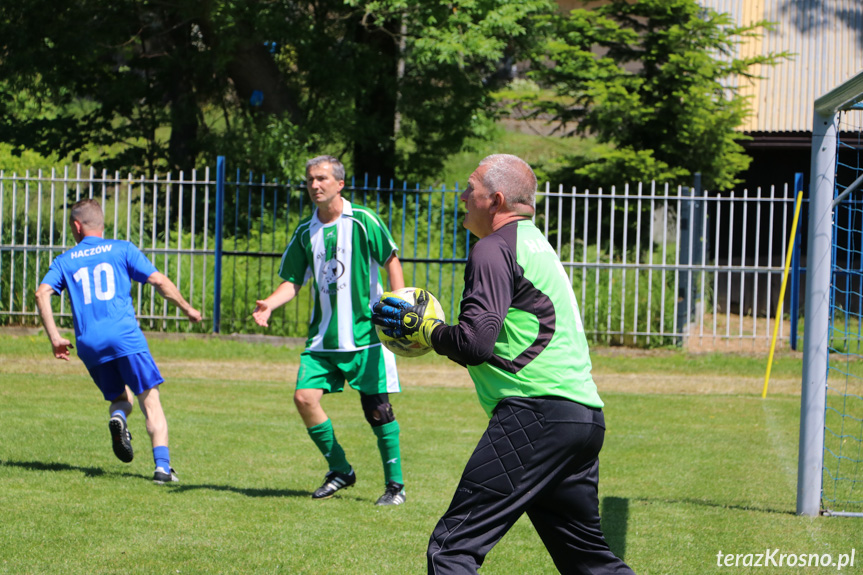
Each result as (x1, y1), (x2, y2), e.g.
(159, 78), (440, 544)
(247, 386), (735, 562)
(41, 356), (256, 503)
(312, 468), (356, 499)
(153, 467), (179, 484)
(109, 416), (134, 463)
(375, 481), (406, 506)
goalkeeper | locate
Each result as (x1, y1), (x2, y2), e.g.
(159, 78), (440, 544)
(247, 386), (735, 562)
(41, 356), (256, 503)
(373, 154), (635, 574)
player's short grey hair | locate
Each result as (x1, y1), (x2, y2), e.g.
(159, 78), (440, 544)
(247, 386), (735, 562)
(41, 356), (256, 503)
(306, 155), (346, 182)
(70, 198), (104, 231)
(478, 154), (537, 208)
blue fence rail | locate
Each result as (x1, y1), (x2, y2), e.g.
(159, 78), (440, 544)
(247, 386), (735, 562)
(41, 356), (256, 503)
(209, 158), (470, 336)
(1, 160), (806, 350)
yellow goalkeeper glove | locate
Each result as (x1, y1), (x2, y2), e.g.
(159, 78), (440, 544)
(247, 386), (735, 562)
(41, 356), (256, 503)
(372, 288), (443, 348)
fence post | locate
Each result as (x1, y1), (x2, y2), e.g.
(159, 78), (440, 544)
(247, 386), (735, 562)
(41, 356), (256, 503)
(213, 156), (225, 334)
(790, 172), (804, 350)
(692, 173), (703, 324)
(676, 175), (703, 345)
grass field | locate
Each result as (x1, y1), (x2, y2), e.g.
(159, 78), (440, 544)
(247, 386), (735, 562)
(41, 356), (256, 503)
(1, 331), (859, 574)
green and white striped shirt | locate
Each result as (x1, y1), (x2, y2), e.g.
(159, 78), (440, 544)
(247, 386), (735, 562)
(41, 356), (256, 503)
(279, 200), (398, 352)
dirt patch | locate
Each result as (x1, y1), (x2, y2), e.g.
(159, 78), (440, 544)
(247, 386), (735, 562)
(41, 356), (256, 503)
(682, 313), (798, 354)
(1, 355), (800, 396)
(3, 323), (806, 396)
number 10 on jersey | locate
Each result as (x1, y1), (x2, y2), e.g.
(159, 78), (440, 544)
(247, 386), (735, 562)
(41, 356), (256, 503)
(73, 264), (116, 304)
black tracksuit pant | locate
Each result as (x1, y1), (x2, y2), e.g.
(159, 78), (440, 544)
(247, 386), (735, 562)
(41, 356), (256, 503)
(427, 396), (635, 575)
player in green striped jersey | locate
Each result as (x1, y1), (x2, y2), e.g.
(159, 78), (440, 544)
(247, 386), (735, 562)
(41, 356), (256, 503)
(253, 156), (407, 506)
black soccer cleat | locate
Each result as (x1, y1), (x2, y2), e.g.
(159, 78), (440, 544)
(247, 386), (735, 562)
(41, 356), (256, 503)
(153, 467), (179, 484)
(375, 481), (406, 506)
(108, 416), (134, 463)
(312, 468), (356, 499)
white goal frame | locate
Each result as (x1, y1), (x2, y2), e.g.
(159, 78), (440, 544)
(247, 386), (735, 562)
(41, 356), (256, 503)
(799, 69), (863, 517)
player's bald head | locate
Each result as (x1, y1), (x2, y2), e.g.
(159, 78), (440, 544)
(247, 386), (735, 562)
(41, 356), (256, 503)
(70, 199), (104, 232)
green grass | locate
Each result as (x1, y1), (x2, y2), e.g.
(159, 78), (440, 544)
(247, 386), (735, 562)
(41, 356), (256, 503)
(590, 348), (810, 380)
(1, 332), (860, 574)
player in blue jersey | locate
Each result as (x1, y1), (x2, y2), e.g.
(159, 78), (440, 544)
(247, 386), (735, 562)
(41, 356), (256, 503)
(35, 199), (202, 484)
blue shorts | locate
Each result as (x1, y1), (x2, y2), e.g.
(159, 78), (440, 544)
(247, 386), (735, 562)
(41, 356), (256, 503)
(87, 352), (165, 401)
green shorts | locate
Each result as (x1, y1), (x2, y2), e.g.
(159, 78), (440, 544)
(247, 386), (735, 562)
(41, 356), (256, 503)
(297, 345), (400, 395)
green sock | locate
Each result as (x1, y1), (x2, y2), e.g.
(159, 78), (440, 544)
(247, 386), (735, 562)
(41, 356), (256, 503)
(373, 420), (403, 485)
(307, 419), (351, 474)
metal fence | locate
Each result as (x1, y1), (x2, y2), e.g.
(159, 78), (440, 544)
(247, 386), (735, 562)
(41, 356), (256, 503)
(0, 159), (805, 350)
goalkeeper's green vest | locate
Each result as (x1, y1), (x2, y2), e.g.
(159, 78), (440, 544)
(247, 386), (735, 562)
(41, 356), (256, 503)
(468, 220), (603, 418)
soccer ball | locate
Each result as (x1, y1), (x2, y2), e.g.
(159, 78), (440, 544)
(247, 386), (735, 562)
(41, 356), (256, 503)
(375, 287), (445, 358)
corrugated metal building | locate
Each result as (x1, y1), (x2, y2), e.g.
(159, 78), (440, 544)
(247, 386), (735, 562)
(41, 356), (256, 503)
(703, 0), (863, 135)
(557, 0), (863, 190)
(703, 0), (863, 190)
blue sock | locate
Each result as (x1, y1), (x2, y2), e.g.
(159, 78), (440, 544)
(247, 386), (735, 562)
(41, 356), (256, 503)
(153, 446), (170, 471)
(110, 410), (127, 422)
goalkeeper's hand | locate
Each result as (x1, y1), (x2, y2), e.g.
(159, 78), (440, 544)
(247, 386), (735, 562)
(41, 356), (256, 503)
(372, 289), (444, 348)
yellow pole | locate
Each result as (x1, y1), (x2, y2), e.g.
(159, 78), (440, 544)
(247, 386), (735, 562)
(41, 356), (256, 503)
(763, 190), (804, 398)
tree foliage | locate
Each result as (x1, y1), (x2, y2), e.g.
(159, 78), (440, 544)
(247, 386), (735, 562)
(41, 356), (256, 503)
(0, 0), (554, 180)
(528, 0), (788, 191)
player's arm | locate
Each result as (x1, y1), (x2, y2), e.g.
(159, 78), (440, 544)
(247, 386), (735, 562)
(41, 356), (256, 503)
(147, 271), (202, 323)
(34, 283), (73, 361)
(253, 280), (302, 328)
(430, 239), (511, 366)
(384, 253), (405, 291)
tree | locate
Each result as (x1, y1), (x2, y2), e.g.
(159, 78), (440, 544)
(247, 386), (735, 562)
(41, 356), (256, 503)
(0, 0), (226, 174)
(527, 0), (788, 191)
(0, 0), (554, 181)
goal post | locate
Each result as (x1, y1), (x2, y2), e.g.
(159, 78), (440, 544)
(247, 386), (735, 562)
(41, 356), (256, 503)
(799, 70), (863, 517)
